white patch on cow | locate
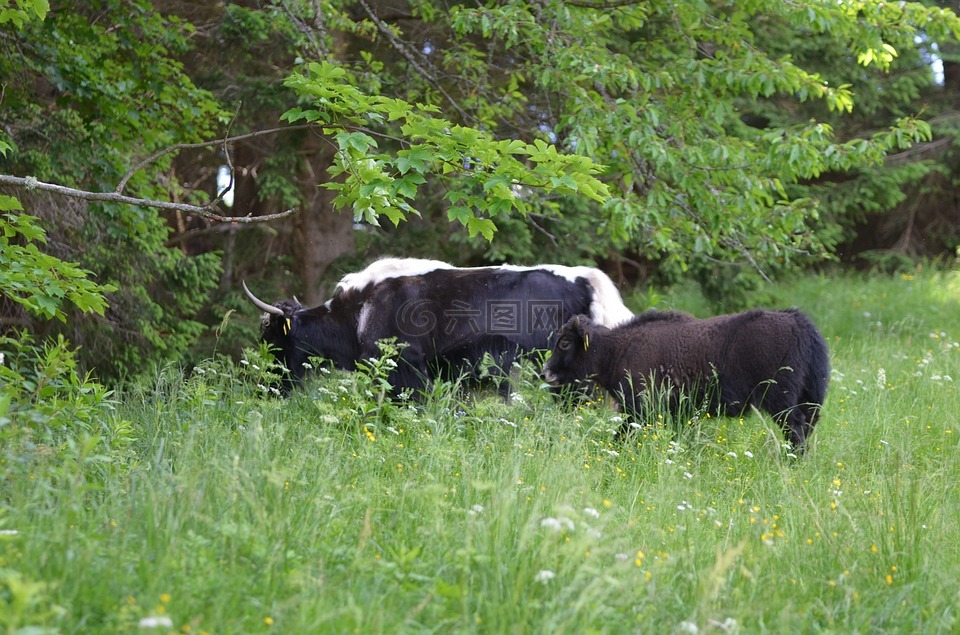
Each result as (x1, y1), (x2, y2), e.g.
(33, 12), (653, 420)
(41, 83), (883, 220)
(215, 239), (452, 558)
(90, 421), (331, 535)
(336, 257), (455, 294)
(357, 302), (374, 336)
(558, 266), (634, 327)
(335, 257), (632, 328)
(495, 264), (633, 327)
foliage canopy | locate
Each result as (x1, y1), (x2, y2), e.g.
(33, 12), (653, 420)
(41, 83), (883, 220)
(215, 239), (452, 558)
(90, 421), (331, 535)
(2, 0), (960, 379)
(294, 0), (959, 272)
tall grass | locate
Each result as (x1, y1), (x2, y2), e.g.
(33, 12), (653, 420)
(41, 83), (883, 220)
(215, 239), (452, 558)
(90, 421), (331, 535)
(3, 269), (960, 633)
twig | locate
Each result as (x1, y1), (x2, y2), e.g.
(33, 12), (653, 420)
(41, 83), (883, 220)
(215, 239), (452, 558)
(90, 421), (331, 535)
(355, 0), (471, 123)
(0, 174), (297, 223)
(114, 124), (313, 195)
(279, 0), (326, 59)
(210, 102), (243, 208)
(564, 0), (647, 8)
(526, 213), (560, 248)
(883, 137), (951, 167)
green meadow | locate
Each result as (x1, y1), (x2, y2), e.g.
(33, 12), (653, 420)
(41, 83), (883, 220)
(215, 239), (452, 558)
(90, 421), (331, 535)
(3, 270), (960, 634)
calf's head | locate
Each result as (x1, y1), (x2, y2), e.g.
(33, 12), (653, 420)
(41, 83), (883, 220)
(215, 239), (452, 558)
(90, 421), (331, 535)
(542, 314), (599, 386)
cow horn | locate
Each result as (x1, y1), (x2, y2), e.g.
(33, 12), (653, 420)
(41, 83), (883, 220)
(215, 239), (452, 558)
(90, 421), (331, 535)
(242, 280), (284, 316)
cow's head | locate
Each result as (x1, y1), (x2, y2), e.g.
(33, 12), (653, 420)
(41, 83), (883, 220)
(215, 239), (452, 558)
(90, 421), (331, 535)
(242, 281), (302, 340)
(542, 314), (598, 386)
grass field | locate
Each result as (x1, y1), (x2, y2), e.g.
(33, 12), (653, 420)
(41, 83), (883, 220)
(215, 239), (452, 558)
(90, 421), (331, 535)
(3, 269), (960, 633)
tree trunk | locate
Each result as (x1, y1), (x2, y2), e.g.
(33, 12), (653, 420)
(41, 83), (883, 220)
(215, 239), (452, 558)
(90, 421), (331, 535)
(295, 134), (354, 305)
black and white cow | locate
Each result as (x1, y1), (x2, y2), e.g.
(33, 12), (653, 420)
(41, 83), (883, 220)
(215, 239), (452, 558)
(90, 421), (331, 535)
(243, 258), (633, 394)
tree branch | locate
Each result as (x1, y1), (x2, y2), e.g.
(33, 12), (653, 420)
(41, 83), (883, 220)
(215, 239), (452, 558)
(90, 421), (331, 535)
(115, 123), (313, 195)
(564, 0), (648, 8)
(355, 0), (472, 124)
(883, 137), (952, 167)
(0, 174), (297, 223)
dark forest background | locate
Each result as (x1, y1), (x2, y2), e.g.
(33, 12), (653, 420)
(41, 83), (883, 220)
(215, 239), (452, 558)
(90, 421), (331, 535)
(3, 0), (960, 381)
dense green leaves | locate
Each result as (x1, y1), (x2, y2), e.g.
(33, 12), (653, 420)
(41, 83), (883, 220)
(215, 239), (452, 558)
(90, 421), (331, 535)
(295, 0), (959, 272)
(0, 0), (47, 28)
(282, 61), (609, 233)
(0, 1), (225, 379)
(0, 199), (114, 321)
(2, 0), (960, 383)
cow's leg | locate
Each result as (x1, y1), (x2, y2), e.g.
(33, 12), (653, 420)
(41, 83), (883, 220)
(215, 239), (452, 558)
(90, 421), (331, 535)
(613, 379), (649, 442)
(762, 389), (812, 452)
(781, 409), (812, 453)
(391, 345), (431, 398)
(491, 348), (517, 399)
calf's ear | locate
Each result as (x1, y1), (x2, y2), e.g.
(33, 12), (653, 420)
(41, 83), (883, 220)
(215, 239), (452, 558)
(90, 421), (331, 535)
(570, 315), (590, 350)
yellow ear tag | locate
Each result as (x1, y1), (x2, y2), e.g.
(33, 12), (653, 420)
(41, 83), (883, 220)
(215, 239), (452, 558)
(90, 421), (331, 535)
(584, 333), (590, 351)
(284, 318), (291, 335)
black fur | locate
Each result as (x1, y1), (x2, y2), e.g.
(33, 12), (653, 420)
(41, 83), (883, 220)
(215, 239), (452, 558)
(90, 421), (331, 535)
(543, 308), (830, 450)
(256, 267), (598, 394)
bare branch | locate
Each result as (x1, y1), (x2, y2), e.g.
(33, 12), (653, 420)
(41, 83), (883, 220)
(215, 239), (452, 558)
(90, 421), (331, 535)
(115, 124), (313, 195)
(279, 0), (326, 59)
(883, 137), (952, 167)
(526, 213), (560, 248)
(355, 0), (472, 124)
(0, 174), (297, 223)
(564, 0), (647, 8)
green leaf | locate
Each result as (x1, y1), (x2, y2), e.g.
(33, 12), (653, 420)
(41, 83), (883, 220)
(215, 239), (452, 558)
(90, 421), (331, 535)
(466, 217), (497, 241)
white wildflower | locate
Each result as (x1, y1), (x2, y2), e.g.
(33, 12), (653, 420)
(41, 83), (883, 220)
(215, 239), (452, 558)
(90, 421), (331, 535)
(726, 452), (737, 458)
(139, 616), (174, 629)
(541, 517), (575, 532)
(743, 450), (754, 459)
(534, 570), (556, 584)
(708, 617), (738, 632)
(583, 507), (600, 519)
(877, 368), (887, 389)
(0, 529), (18, 536)
(302, 361), (313, 369)
(684, 472), (693, 479)
(469, 504), (484, 516)
(678, 620), (699, 634)
(499, 417), (517, 428)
